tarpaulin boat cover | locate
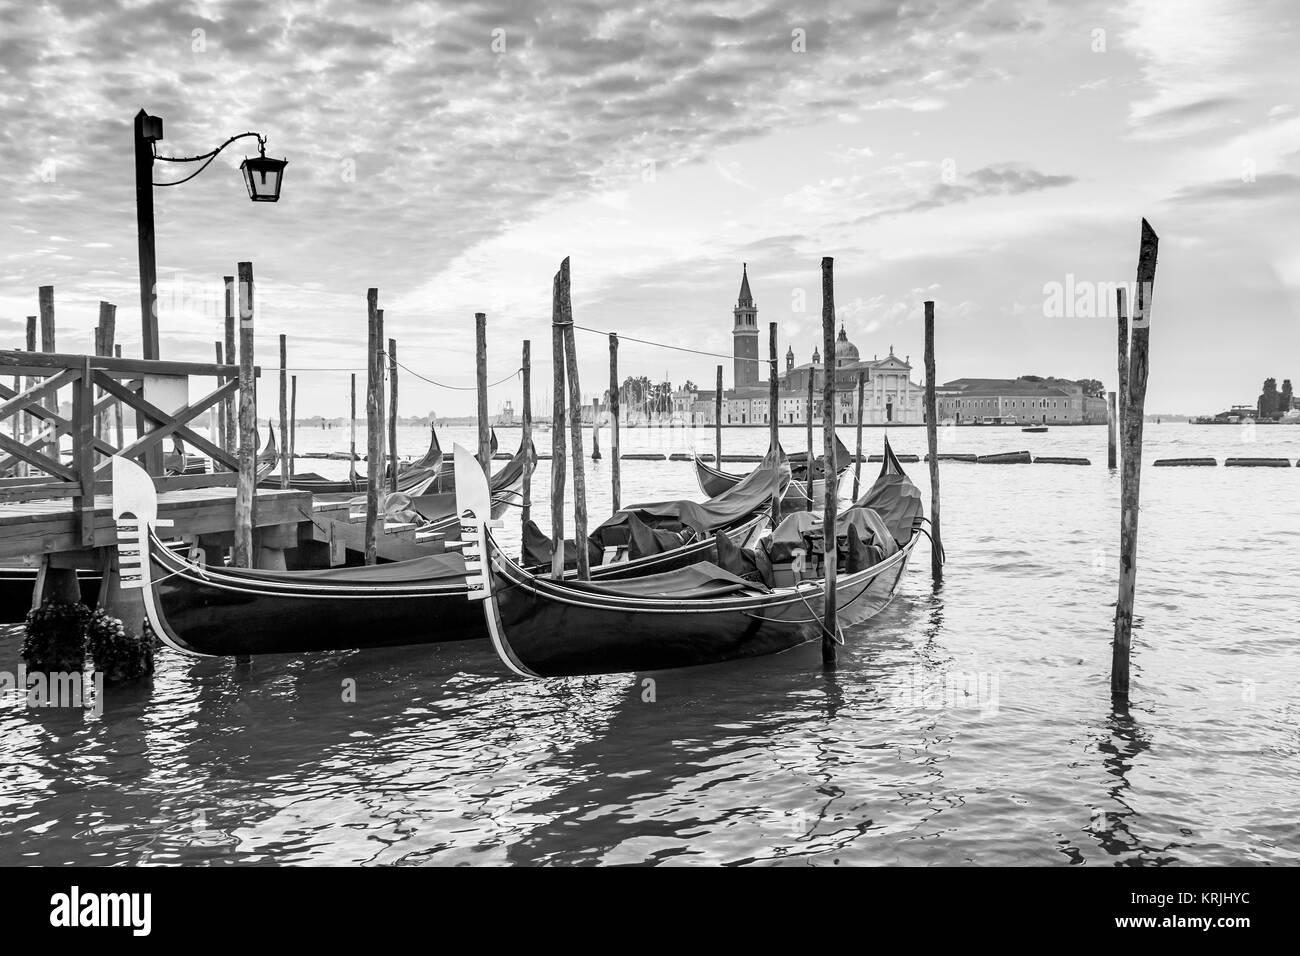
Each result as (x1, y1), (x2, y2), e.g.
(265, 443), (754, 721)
(521, 519), (604, 569)
(212, 550), (467, 584)
(593, 446), (787, 545)
(852, 441), (923, 544)
(564, 561), (762, 600)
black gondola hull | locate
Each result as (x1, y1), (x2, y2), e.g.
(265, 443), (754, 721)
(486, 541), (911, 677)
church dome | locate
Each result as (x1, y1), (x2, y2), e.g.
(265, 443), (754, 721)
(834, 325), (859, 366)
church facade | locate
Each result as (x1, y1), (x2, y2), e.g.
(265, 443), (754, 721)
(685, 265), (924, 425)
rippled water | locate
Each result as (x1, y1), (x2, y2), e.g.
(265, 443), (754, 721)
(2, 422), (1298, 865)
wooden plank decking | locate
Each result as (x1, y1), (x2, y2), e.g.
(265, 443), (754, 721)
(0, 487), (312, 561)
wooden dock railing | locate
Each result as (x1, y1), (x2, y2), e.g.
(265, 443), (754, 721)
(0, 350), (253, 546)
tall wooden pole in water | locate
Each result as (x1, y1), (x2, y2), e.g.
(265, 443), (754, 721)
(224, 277), (237, 458)
(521, 339), (532, 526)
(767, 322), (781, 526)
(806, 373), (815, 512)
(278, 334), (289, 489)
(475, 313), (491, 478)
(591, 397), (601, 460)
(1107, 391), (1118, 469)
(852, 370), (865, 500)
(290, 374), (297, 479)
(556, 259), (591, 581)
(234, 262), (256, 569)
(364, 298), (384, 565)
(550, 280), (568, 580)
(924, 301), (943, 581)
(1113, 220), (1159, 701)
(714, 365), (723, 464)
(1116, 287), (1128, 458)
(388, 337), (398, 493)
(820, 258), (839, 667)
(608, 334), (620, 512)
(349, 374), (358, 486)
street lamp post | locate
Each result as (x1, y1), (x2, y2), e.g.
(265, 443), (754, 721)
(133, 108), (288, 361)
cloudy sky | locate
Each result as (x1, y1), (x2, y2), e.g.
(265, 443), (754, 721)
(1, 0), (1297, 417)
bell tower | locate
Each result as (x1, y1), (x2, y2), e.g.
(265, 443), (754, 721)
(732, 263), (759, 388)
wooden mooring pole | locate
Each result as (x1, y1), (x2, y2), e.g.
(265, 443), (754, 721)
(608, 333), (620, 512)
(234, 261), (256, 569)
(591, 397), (601, 460)
(1116, 287), (1128, 466)
(924, 301), (943, 581)
(550, 284), (567, 579)
(714, 365), (723, 464)
(521, 339), (532, 526)
(38, 286), (55, 461)
(852, 370), (865, 500)
(475, 313), (491, 477)
(1113, 220), (1159, 701)
(224, 276), (237, 458)
(556, 259), (590, 582)
(768, 321), (781, 526)
(349, 373), (358, 485)
(97, 301), (115, 441)
(290, 374), (297, 479)
(1107, 391), (1118, 469)
(806, 373), (814, 512)
(364, 297), (384, 565)
(279, 334), (289, 489)
(820, 258), (838, 667)
(388, 338), (398, 492)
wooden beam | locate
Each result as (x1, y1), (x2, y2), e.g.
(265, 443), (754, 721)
(0, 349), (248, 379)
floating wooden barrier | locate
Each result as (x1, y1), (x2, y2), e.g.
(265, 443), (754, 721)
(868, 453), (920, 463)
(721, 453), (763, 462)
(668, 453), (692, 461)
(1033, 456), (1091, 465)
(1154, 457), (1216, 466)
(925, 453), (977, 463)
(978, 450), (1032, 464)
(620, 453), (666, 461)
(1224, 457), (1292, 467)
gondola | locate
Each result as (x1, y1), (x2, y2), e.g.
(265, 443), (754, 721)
(258, 420), (448, 495)
(109, 439), (784, 658)
(459, 437), (923, 678)
(693, 434), (852, 506)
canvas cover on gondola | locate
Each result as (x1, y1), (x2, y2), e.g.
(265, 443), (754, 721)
(852, 439), (923, 544)
(596, 445), (787, 543)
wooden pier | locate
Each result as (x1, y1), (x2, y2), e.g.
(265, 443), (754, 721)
(0, 343), (365, 620)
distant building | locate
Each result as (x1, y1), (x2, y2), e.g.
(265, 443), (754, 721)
(937, 378), (1107, 424)
(677, 265), (925, 425)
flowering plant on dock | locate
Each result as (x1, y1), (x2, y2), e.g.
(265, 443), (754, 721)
(21, 601), (91, 673)
(87, 609), (154, 683)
